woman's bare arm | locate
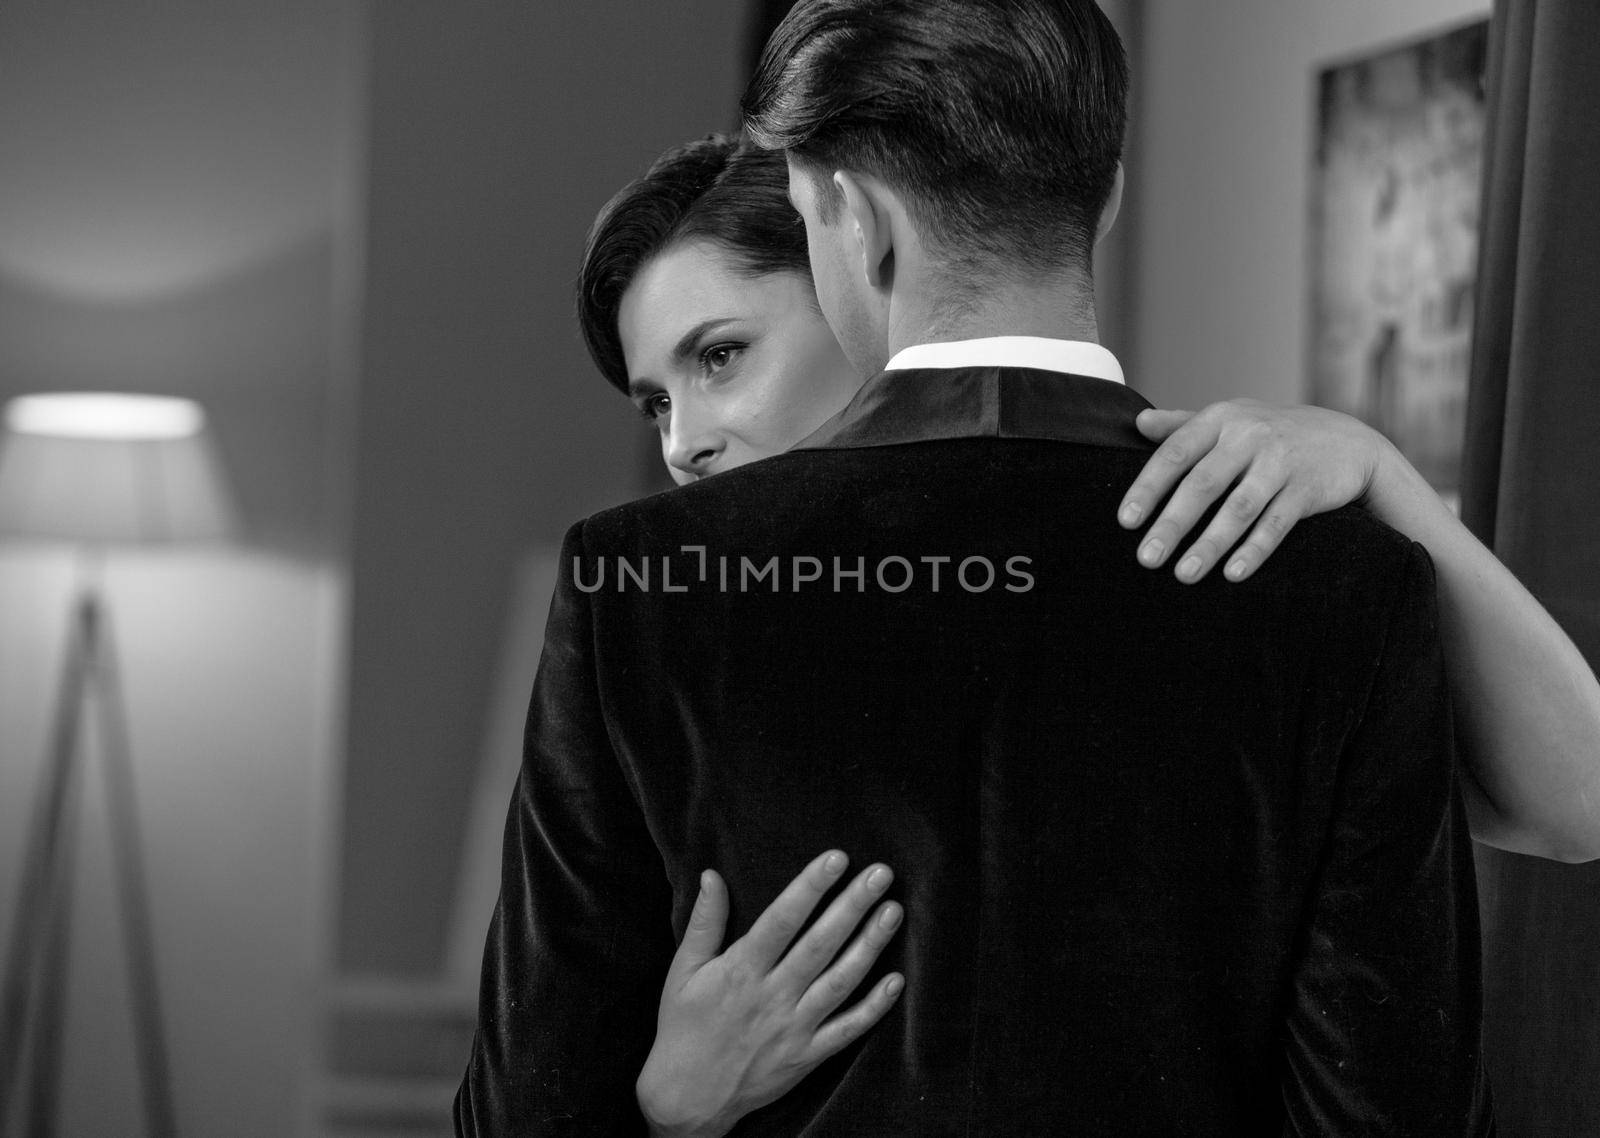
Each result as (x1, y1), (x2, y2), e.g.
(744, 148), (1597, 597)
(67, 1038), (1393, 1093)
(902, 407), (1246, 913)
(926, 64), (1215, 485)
(1118, 400), (1600, 863)
(1361, 434), (1600, 862)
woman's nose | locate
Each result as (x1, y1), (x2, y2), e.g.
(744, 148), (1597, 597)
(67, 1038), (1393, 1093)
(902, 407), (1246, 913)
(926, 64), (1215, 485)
(665, 419), (725, 480)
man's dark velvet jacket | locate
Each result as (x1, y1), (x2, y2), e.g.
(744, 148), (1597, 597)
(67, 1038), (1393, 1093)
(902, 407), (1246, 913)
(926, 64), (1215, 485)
(454, 363), (1493, 1135)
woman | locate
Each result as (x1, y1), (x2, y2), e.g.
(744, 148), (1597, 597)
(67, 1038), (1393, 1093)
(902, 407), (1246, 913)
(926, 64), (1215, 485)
(578, 134), (1600, 1135)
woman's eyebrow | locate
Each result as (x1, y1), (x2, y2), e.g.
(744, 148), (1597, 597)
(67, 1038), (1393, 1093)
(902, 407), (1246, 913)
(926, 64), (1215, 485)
(670, 317), (740, 364)
(627, 317), (743, 396)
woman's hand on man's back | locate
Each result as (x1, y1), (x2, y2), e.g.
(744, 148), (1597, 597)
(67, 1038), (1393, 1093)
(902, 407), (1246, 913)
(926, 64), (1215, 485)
(636, 850), (904, 1138)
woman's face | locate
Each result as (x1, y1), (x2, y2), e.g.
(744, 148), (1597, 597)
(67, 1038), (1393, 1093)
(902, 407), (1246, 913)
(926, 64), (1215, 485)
(616, 240), (865, 485)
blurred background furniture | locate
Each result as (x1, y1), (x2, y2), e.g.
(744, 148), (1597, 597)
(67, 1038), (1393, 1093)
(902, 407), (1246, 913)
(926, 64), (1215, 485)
(0, 392), (233, 1138)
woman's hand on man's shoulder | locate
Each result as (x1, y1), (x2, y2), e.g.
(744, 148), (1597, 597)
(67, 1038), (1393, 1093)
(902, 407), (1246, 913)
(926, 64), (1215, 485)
(1117, 399), (1390, 583)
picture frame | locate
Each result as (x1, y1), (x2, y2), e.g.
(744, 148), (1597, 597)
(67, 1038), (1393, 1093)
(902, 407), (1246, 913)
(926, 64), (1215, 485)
(1308, 18), (1490, 498)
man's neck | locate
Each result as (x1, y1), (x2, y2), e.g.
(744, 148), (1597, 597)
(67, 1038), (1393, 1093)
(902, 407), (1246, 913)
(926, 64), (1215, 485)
(886, 277), (1100, 359)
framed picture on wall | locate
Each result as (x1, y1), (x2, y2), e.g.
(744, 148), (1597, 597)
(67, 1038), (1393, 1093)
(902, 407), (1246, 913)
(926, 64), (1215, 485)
(1309, 18), (1489, 500)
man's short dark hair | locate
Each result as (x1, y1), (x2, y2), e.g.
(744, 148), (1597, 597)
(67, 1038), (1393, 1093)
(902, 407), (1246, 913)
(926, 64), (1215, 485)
(577, 133), (811, 393)
(742, 0), (1128, 280)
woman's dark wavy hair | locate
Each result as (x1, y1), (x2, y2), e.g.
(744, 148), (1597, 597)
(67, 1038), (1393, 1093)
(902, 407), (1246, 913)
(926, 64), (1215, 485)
(743, 0), (1128, 278)
(577, 133), (811, 393)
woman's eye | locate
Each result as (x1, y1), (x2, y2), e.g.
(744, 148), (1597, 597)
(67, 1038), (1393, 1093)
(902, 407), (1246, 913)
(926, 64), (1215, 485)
(699, 343), (743, 373)
(638, 392), (670, 422)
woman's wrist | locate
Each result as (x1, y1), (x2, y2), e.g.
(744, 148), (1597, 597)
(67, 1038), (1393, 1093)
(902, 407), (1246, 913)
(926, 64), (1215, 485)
(644, 1118), (725, 1138)
(1359, 431), (1458, 542)
(643, 1109), (735, 1138)
(637, 1073), (734, 1138)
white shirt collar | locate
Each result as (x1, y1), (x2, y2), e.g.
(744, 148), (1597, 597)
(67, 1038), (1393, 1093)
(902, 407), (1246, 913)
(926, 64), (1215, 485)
(883, 336), (1124, 385)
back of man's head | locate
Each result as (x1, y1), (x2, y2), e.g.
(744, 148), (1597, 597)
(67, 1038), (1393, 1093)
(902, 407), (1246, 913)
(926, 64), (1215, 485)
(743, 0), (1128, 283)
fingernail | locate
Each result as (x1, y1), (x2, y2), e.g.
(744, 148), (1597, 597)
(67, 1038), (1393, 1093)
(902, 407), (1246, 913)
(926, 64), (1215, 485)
(1120, 502), (1142, 526)
(700, 870), (712, 890)
(1226, 559), (1248, 581)
(867, 865), (893, 890)
(885, 974), (904, 997)
(1178, 555), (1202, 581)
(879, 903), (902, 929)
(1140, 538), (1165, 566)
(824, 851), (847, 873)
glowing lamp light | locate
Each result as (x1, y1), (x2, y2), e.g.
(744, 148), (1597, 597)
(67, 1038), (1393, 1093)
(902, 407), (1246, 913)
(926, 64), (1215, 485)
(6, 392), (206, 441)
(0, 391), (235, 545)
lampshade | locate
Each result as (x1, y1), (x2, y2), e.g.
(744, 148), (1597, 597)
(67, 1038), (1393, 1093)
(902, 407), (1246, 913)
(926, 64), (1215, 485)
(0, 392), (237, 545)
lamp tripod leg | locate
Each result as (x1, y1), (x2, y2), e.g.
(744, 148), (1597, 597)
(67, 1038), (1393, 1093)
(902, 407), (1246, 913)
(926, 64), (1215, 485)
(0, 594), (92, 1128)
(0, 590), (183, 1137)
(23, 759), (80, 1138)
(92, 595), (181, 1138)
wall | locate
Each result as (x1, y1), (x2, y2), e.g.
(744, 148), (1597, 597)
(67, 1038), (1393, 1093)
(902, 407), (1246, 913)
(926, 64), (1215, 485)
(0, 2), (364, 1136)
(338, 0), (746, 979)
(1128, 0), (1489, 409)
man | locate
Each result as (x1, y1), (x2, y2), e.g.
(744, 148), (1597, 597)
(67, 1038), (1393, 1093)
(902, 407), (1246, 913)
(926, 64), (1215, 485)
(456, 1), (1493, 1132)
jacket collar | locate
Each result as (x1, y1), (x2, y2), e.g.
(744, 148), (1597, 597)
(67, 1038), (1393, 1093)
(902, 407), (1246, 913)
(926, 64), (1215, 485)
(793, 340), (1151, 454)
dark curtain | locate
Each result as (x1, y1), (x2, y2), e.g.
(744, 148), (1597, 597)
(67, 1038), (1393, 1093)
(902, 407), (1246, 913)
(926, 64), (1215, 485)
(1463, 0), (1600, 1133)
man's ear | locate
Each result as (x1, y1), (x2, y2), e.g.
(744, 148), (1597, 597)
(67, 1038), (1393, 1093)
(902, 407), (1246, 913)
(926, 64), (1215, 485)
(834, 170), (895, 289)
(1095, 162), (1125, 245)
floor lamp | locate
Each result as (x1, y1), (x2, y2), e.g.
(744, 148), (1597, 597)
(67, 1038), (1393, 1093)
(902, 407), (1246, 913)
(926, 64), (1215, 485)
(0, 392), (236, 1138)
